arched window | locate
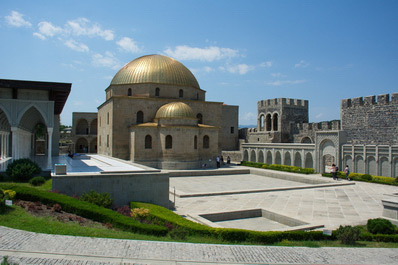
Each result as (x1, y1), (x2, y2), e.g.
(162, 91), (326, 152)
(194, 135), (197, 149)
(197, 113), (203, 124)
(165, 135), (172, 149)
(145, 135), (152, 149)
(155, 87), (160, 97)
(203, 135), (209, 149)
(128, 88), (132, 96)
(259, 115), (264, 131)
(179, 89), (183, 98)
(273, 113), (278, 131)
(266, 114), (272, 131)
(137, 111), (143, 124)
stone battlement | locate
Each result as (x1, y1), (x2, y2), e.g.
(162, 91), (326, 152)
(296, 120), (341, 131)
(341, 93), (398, 108)
(258, 98), (308, 108)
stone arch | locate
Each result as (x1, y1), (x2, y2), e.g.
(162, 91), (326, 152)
(76, 119), (89, 135)
(258, 150), (264, 163)
(294, 152), (302, 167)
(165, 135), (172, 149)
(243, 150), (249, 161)
(305, 152), (313, 169)
(0, 107), (11, 130)
(266, 150), (272, 164)
(320, 139), (336, 173)
(250, 150), (256, 162)
(272, 113), (278, 131)
(137, 111), (144, 124)
(203, 135), (209, 149)
(284, 152), (291, 166)
(266, 114), (272, 131)
(301, 137), (312, 143)
(394, 158), (398, 178)
(259, 114), (265, 131)
(355, 155), (365, 174)
(33, 123), (47, 155)
(90, 137), (97, 153)
(275, 151), (281, 165)
(380, 156), (389, 177)
(367, 156), (376, 176)
(155, 87), (160, 97)
(16, 104), (50, 128)
(90, 119), (97, 135)
(145, 135), (152, 149)
(76, 138), (88, 153)
(344, 155), (352, 170)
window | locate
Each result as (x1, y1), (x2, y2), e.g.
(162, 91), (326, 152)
(273, 113), (278, 131)
(128, 88), (132, 96)
(99, 135), (101, 146)
(197, 113), (203, 124)
(179, 89), (183, 98)
(230, 126), (234, 134)
(196, 93), (199, 100)
(145, 135), (152, 149)
(107, 112), (109, 125)
(194, 136), (197, 149)
(155, 87), (160, 97)
(137, 111), (144, 124)
(106, 135), (109, 147)
(165, 135), (172, 149)
(266, 114), (271, 131)
(203, 135), (209, 149)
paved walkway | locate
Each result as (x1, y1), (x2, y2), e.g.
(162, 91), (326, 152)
(1, 226), (397, 265)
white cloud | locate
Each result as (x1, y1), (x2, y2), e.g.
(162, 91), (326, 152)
(260, 61), (272, 68)
(5, 11), (31, 27)
(294, 60), (309, 68)
(266, 80), (306, 86)
(240, 112), (257, 124)
(315, 113), (324, 119)
(164, 45), (238, 62)
(92, 51), (120, 69)
(33, 32), (46, 40)
(116, 37), (141, 53)
(271, 72), (286, 78)
(64, 39), (89, 52)
(36, 21), (63, 38)
(221, 64), (254, 75)
(66, 18), (114, 40)
(204, 66), (214, 72)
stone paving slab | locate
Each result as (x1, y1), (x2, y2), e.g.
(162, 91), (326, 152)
(1, 226), (398, 265)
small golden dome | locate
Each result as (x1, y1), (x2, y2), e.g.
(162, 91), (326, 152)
(111, 54), (200, 89)
(155, 102), (195, 119)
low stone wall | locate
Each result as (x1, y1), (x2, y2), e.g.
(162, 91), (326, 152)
(52, 172), (170, 208)
(221, 150), (242, 163)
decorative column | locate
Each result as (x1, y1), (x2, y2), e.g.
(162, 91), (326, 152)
(47, 127), (53, 169)
(11, 127), (18, 161)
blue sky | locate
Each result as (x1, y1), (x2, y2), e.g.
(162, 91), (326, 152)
(1, 0), (397, 126)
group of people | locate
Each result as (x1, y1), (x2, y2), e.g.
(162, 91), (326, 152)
(331, 164), (350, 181)
(216, 155), (231, 168)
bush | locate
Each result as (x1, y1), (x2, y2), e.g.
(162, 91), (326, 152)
(336, 225), (361, 244)
(169, 228), (189, 240)
(29, 176), (46, 186)
(0, 189), (16, 214)
(367, 218), (396, 235)
(241, 161), (315, 174)
(361, 174), (372, 181)
(6, 158), (41, 182)
(80, 190), (113, 208)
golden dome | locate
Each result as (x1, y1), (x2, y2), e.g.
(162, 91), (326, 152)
(155, 102), (195, 119)
(110, 54), (200, 89)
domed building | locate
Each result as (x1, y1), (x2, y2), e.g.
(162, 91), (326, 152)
(97, 54), (238, 169)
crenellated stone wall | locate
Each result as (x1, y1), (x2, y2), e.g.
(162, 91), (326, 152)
(341, 93), (398, 145)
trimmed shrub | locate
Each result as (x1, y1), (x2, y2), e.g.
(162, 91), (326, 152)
(80, 190), (113, 208)
(6, 158), (41, 182)
(336, 225), (361, 244)
(361, 174), (372, 181)
(367, 218), (396, 235)
(169, 228), (189, 240)
(29, 176), (46, 186)
(241, 161), (315, 174)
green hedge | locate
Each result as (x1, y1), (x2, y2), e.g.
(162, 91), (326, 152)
(0, 183), (168, 236)
(322, 172), (398, 186)
(359, 232), (398, 243)
(241, 161), (315, 174)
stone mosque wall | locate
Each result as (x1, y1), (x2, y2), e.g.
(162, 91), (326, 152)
(341, 93), (398, 145)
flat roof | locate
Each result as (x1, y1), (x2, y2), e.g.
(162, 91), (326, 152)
(0, 79), (72, 115)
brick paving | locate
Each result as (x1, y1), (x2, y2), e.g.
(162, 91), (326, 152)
(1, 226), (398, 264)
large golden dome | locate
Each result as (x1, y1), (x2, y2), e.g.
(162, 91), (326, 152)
(110, 54), (200, 89)
(155, 102), (195, 119)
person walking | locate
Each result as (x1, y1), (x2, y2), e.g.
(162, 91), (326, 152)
(344, 165), (350, 181)
(227, 156), (231, 166)
(331, 164), (337, 180)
